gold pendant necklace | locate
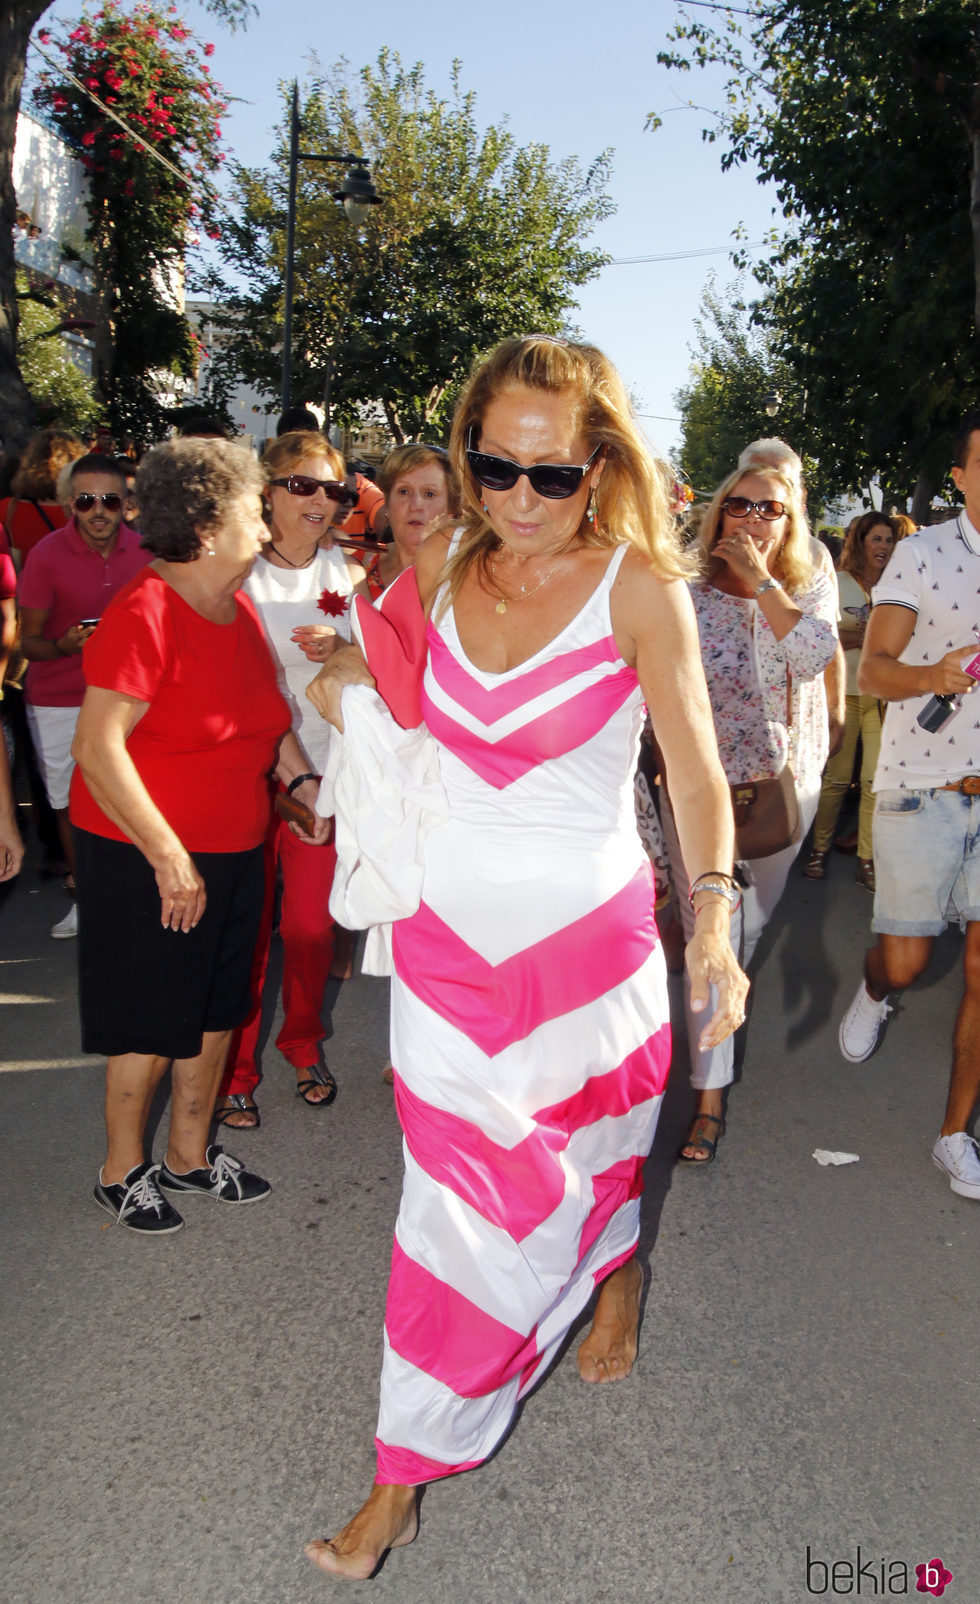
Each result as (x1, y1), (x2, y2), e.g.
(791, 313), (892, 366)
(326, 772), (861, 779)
(491, 552), (565, 616)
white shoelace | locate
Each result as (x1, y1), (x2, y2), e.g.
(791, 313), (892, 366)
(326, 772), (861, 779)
(117, 1166), (167, 1223)
(208, 1150), (245, 1198)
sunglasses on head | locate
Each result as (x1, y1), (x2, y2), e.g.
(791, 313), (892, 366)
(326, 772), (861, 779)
(270, 475), (357, 506)
(74, 492), (123, 512)
(722, 496), (786, 521)
(465, 427), (601, 500)
(389, 442), (449, 458)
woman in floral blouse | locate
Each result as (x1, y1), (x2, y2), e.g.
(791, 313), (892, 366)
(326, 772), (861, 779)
(662, 462), (838, 1163)
(214, 432), (369, 1128)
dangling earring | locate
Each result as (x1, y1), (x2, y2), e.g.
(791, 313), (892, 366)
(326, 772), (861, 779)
(207, 545), (216, 557)
(588, 487), (599, 532)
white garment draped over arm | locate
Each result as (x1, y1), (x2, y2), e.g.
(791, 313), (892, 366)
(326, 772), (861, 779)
(316, 684), (449, 975)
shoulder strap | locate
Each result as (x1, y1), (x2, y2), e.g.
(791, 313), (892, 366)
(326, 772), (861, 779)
(28, 500), (57, 531)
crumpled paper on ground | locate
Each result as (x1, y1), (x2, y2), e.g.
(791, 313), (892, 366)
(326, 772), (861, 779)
(812, 1149), (860, 1166)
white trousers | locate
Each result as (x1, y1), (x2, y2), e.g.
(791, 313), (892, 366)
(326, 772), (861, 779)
(662, 783), (820, 1090)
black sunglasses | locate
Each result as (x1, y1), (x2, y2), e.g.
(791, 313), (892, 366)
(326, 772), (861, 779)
(465, 428), (601, 500)
(74, 492), (123, 512)
(270, 475), (357, 506)
(722, 496), (786, 521)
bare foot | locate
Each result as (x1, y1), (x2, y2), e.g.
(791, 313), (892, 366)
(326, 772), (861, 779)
(577, 1257), (643, 1384)
(305, 1483), (419, 1581)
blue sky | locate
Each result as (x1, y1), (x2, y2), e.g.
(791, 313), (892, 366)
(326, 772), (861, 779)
(33, 0), (782, 462)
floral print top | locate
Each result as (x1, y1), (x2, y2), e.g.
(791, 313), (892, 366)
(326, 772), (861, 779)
(690, 566), (838, 791)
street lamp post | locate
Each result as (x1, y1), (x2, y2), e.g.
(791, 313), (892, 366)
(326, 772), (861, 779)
(280, 80), (381, 416)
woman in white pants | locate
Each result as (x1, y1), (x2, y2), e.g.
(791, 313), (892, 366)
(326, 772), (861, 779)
(665, 462), (838, 1162)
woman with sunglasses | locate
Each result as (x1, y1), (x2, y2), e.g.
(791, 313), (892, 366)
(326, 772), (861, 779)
(303, 336), (747, 1579)
(661, 464), (838, 1166)
(213, 432), (369, 1128)
(366, 443), (460, 597)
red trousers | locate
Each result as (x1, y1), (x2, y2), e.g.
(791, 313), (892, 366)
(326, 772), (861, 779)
(221, 803), (337, 1097)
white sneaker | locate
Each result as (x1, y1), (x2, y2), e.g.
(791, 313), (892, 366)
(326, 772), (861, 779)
(932, 1133), (980, 1200)
(51, 903), (78, 939)
(838, 980), (892, 1062)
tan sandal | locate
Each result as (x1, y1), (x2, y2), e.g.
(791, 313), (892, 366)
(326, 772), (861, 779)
(803, 847), (830, 880)
(855, 858), (876, 893)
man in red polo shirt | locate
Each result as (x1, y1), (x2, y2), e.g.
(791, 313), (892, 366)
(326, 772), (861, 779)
(19, 453), (150, 937)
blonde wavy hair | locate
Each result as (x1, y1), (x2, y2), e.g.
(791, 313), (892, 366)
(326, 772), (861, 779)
(698, 463), (814, 596)
(261, 430), (345, 484)
(438, 336), (689, 612)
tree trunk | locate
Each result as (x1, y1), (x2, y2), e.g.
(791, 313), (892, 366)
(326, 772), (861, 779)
(382, 398), (405, 446)
(0, 0), (49, 451)
(912, 463), (944, 526)
(970, 110), (980, 339)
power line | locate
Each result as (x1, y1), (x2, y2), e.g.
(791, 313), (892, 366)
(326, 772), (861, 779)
(606, 241), (767, 266)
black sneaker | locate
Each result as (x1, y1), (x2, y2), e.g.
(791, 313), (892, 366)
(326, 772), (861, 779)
(158, 1144), (271, 1204)
(94, 1161), (185, 1233)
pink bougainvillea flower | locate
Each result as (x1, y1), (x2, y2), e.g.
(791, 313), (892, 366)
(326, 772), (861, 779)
(81, 130), (97, 146)
(37, 28), (51, 42)
(203, 41), (214, 55)
(124, 178), (136, 196)
(69, 26), (91, 41)
(317, 590), (349, 619)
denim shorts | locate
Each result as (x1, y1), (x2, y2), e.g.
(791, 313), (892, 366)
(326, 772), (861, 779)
(873, 787), (980, 935)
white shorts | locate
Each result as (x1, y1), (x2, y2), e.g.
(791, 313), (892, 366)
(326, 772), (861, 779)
(26, 704), (80, 810)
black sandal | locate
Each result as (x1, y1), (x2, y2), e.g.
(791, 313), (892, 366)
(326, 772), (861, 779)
(678, 1113), (724, 1164)
(214, 1093), (260, 1129)
(296, 1061), (337, 1107)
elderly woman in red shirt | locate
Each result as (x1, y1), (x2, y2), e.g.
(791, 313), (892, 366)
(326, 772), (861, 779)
(70, 438), (330, 1235)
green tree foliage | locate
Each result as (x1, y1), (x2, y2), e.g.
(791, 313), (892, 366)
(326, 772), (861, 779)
(674, 277), (825, 501)
(32, 1), (231, 444)
(213, 54), (614, 441)
(15, 272), (103, 432)
(657, 0), (980, 515)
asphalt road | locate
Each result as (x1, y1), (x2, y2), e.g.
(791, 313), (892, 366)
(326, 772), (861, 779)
(1, 826), (977, 1604)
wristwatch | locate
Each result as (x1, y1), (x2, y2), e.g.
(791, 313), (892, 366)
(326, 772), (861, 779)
(755, 578), (780, 598)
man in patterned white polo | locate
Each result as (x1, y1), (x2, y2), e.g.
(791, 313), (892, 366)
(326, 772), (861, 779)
(838, 408), (980, 1200)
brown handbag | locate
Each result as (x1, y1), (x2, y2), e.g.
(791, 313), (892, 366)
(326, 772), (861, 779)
(730, 767), (800, 859)
(729, 669), (800, 860)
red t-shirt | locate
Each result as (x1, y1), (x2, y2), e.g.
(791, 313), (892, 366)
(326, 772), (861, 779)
(70, 567), (291, 852)
(4, 499), (63, 561)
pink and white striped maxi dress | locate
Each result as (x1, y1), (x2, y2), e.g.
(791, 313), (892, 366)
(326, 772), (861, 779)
(370, 543), (671, 1486)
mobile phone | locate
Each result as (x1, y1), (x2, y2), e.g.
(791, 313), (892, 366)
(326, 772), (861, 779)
(79, 618), (99, 628)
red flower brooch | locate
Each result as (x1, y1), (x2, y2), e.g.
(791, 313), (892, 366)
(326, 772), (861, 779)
(317, 588), (348, 619)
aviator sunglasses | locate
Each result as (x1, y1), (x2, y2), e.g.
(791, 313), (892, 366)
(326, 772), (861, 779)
(73, 492), (123, 512)
(270, 475), (357, 506)
(465, 427), (601, 500)
(722, 496), (786, 521)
